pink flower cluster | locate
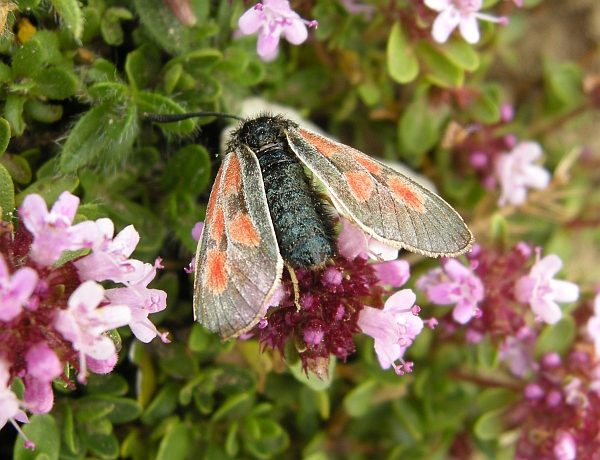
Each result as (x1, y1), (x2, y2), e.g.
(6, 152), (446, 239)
(0, 191), (168, 448)
(416, 243), (578, 343)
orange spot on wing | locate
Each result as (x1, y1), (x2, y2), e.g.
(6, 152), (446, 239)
(206, 167), (223, 222)
(298, 129), (337, 159)
(205, 249), (228, 294)
(345, 171), (374, 201)
(222, 155), (241, 195)
(387, 177), (425, 212)
(230, 213), (260, 246)
(352, 153), (382, 175)
(210, 208), (225, 242)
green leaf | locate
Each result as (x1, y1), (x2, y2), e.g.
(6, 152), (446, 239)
(12, 38), (43, 78)
(59, 101), (139, 173)
(0, 152), (32, 184)
(437, 37), (480, 71)
(343, 380), (378, 417)
(132, 0), (196, 54)
(60, 402), (77, 454)
(49, 0), (84, 39)
(134, 92), (196, 133)
(31, 67), (79, 100)
(242, 418), (290, 459)
(415, 40), (464, 88)
(477, 388), (519, 413)
(535, 316), (576, 357)
(101, 7), (133, 46)
(156, 420), (191, 460)
(78, 396), (142, 424)
(81, 6), (101, 44)
(141, 382), (181, 426)
(86, 373), (129, 397)
(87, 82), (130, 102)
(0, 62), (13, 82)
(78, 418), (119, 459)
(0, 117), (10, 155)
(399, 93), (445, 161)
(14, 414), (60, 460)
(4, 93), (26, 136)
(23, 99), (64, 123)
(162, 144), (211, 194)
(15, 175), (79, 207)
(0, 163), (14, 220)
(125, 45), (160, 91)
(387, 22), (419, 84)
(163, 63), (183, 95)
(162, 49), (222, 76)
(476, 336), (498, 370)
(473, 409), (507, 441)
(211, 393), (255, 422)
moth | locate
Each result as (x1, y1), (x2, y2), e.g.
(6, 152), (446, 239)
(146, 112), (474, 340)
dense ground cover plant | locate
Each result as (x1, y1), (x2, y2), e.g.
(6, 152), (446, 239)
(0, 0), (599, 458)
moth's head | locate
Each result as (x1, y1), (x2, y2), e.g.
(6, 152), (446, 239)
(238, 116), (286, 149)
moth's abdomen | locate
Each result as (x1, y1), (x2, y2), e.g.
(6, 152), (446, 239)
(258, 147), (336, 269)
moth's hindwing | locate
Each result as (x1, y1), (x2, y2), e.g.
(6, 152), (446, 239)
(286, 127), (474, 257)
(193, 145), (284, 340)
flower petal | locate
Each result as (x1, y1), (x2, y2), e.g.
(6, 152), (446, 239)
(431, 8), (461, 43)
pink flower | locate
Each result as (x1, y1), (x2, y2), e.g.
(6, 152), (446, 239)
(0, 359), (33, 448)
(25, 343), (62, 382)
(515, 251), (579, 325)
(105, 265), (169, 344)
(19, 191), (99, 266)
(416, 258), (484, 324)
(54, 281), (132, 383)
(424, 0), (508, 44)
(587, 294), (600, 356)
(495, 141), (552, 207)
(358, 289), (423, 375)
(238, 0), (317, 61)
(553, 431), (577, 460)
(74, 219), (146, 284)
(23, 375), (53, 414)
(0, 255), (38, 322)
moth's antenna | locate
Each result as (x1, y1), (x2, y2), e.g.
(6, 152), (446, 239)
(143, 111), (243, 123)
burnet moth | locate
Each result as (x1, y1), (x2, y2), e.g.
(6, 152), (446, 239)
(146, 112), (474, 341)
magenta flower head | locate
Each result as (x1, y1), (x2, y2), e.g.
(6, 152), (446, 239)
(424, 0), (508, 44)
(495, 141), (552, 207)
(416, 258), (484, 324)
(238, 0), (318, 61)
(515, 250), (579, 324)
(0, 191), (169, 447)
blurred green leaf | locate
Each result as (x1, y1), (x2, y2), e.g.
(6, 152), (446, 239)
(14, 414), (60, 460)
(438, 37), (480, 71)
(416, 40), (464, 88)
(101, 7), (133, 46)
(135, 92), (196, 133)
(15, 175), (79, 207)
(23, 99), (64, 123)
(162, 144), (211, 194)
(78, 418), (120, 458)
(212, 393), (255, 422)
(49, 0), (84, 39)
(0, 163), (14, 219)
(5, 93), (26, 136)
(141, 382), (181, 426)
(125, 45), (161, 91)
(474, 409), (507, 441)
(0, 117), (10, 155)
(156, 420), (191, 460)
(387, 21), (419, 84)
(535, 316), (576, 357)
(0, 152), (32, 184)
(343, 380), (378, 417)
(12, 38), (43, 78)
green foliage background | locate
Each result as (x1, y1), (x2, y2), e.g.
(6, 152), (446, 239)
(1, 0), (599, 458)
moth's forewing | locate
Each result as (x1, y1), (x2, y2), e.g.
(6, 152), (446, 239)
(286, 127), (473, 257)
(193, 145), (284, 340)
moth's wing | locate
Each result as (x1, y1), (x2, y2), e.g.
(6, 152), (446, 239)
(193, 146), (284, 340)
(286, 128), (474, 257)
